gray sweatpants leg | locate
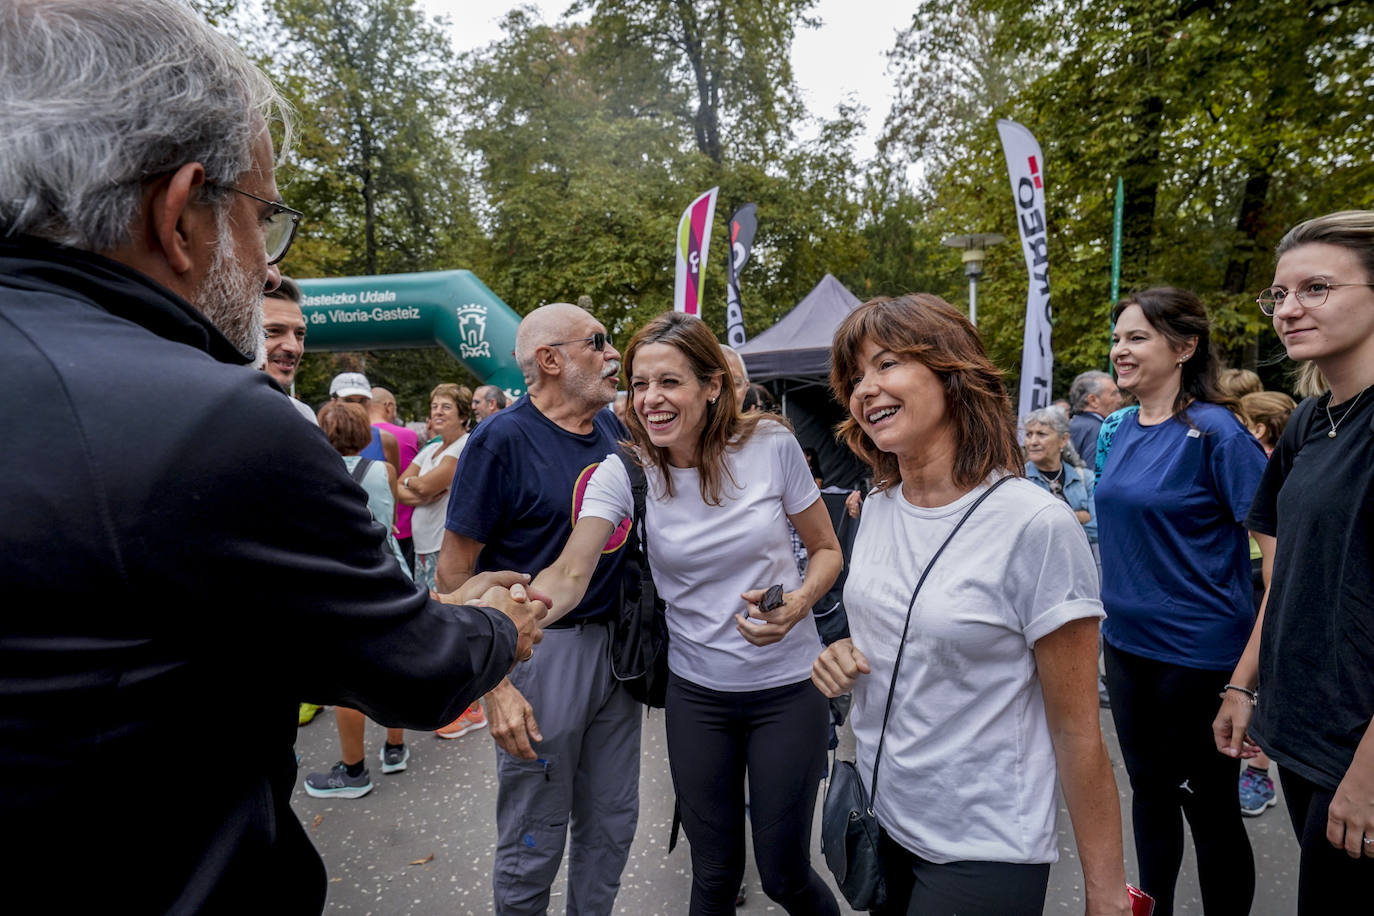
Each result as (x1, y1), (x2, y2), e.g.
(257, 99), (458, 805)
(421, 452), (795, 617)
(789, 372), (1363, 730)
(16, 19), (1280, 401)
(492, 622), (642, 916)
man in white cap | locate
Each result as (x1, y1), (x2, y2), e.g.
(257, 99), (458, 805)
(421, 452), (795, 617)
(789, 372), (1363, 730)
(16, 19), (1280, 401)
(330, 371), (398, 469)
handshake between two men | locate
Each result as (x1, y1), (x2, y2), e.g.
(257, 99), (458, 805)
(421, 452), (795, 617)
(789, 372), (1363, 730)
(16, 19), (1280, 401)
(437, 571), (552, 669)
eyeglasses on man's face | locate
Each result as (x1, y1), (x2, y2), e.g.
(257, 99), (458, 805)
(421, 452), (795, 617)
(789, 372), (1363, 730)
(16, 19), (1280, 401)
(208, 183), (303, 265)
(1257, 279), (1374, 316)
(548, 332), (611, 352)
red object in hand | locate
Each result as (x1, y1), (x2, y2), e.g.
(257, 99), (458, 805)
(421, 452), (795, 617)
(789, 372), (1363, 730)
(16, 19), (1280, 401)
(1127, 885), (1155, 916)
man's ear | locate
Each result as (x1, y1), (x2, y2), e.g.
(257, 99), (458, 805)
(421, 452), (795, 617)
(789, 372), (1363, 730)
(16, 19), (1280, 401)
(148, 162), (210, 277)
(535, 345), (562, 377)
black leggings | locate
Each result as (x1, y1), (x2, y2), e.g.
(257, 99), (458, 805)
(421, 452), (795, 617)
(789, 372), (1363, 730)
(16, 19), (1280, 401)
(1103, 643), (1254, 915)
(665, 672), (839, 916)
(871, 826), (1050, 916)
(1278, 766), (1374, 915)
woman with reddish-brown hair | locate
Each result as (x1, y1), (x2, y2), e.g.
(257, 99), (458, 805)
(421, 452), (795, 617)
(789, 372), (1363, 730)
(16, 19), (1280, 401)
(811, 294), (1128, 916)
(303, 401), (411, 798)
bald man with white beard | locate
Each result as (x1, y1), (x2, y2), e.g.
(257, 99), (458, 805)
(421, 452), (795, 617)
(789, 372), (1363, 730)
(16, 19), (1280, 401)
(438, 303), (638, 916)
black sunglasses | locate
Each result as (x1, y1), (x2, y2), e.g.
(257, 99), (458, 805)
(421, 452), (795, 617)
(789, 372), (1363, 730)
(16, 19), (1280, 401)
(548, 332), (611, 351)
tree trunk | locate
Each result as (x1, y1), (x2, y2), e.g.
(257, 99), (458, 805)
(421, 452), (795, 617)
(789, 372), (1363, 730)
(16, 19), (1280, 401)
(674, 0), (721, 162)
(1222, 168), (1271, 296)
(361, 129), (377, 276)
(1120, 92), (1163, 283)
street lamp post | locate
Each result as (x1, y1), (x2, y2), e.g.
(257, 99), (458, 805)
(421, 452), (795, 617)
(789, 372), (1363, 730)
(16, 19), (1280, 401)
(940, 233), (1006, 326)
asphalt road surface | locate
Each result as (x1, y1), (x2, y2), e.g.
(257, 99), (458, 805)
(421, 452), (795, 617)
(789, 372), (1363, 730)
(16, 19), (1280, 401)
(292, 704), (1299, 914)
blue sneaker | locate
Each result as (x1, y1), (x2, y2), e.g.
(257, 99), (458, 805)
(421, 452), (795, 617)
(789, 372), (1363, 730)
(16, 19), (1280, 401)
(304, 762), (373, 799)
(1238, 766), (1275, 816)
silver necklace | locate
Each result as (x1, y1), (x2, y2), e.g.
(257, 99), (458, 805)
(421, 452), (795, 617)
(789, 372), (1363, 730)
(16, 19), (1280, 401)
(1043, 463), (1067, 500)
(1325, 385), (1370, 438)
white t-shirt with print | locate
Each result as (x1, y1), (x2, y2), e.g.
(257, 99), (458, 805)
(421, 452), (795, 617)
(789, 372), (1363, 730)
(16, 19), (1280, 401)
(844, 477), (1103, 865)
(579, 421), (822, 692)
(410, 434), (467, 555)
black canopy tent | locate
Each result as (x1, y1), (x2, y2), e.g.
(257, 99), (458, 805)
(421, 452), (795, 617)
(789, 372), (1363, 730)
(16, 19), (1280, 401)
(736, 275), (869, 490)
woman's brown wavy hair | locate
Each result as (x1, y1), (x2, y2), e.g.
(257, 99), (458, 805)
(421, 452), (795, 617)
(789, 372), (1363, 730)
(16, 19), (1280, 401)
(622, 311), (778, 505)
(829, 294), (1022, 492)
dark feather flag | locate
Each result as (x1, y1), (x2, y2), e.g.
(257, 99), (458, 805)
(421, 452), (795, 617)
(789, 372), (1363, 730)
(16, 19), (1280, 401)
(724, 204), (758, 347)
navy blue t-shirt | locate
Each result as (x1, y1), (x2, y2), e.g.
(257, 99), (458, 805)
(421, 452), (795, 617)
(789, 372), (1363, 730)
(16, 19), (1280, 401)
(1096, 401), (1267, 669)
(445, 396), (630, 622)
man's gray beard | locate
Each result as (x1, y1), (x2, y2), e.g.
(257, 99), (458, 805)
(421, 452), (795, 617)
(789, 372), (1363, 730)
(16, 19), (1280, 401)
(197, 208), (266, 367)
(564, 357), (620, 410)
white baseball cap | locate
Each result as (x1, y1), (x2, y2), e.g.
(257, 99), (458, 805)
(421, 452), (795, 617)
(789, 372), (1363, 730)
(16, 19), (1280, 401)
(329, 372), (372, 399)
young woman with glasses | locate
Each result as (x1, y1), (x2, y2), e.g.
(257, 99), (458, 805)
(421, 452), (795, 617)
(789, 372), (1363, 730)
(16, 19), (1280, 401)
(1093, 287), (1269, 915)
(532, 312), (844, 915)
(1213, 210), (1374, 911)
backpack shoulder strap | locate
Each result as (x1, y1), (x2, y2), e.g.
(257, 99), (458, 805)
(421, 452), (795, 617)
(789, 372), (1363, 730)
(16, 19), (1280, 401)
(349, 457), (374, 484)
(617, 445), (650, 559)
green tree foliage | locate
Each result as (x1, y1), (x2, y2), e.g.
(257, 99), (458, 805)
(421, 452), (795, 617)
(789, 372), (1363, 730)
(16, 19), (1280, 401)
(265, 0), (486, 278)
(253, 0), (490, 412)
(574, 0), (818, 162)
(883, 0), (1374, 393)
(205, 0), (1373, 409)
(461, 3), (866, 342)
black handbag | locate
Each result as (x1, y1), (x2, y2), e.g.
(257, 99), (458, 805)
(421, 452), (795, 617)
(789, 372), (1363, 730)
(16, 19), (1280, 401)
(820, 476), (1012, 910)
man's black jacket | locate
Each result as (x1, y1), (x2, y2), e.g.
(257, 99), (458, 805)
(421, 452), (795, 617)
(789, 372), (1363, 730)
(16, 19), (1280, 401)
(0, 238), (517, 913)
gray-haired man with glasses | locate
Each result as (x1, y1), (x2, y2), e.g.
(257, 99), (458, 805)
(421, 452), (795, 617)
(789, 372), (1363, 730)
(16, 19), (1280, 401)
(0, 2), (544, 912)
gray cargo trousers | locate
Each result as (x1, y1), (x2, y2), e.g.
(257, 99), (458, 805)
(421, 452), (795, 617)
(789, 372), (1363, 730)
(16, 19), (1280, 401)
(492, 620), (642, 915)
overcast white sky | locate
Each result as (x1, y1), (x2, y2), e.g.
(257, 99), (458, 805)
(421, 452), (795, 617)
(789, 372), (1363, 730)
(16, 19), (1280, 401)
(417, 0), (913, 162)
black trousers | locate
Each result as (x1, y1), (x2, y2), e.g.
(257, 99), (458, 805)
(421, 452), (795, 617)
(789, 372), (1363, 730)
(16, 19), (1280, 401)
(1278, 766), (1374, 915)
(665, 672), (838, 916)
(870, 826), (1050, 916)
(1104, 643), (1254, 915)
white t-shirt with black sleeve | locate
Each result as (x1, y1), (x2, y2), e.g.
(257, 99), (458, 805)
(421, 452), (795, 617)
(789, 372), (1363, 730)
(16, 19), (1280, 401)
(844, 476), (1104, 865)
(578, 421), (822, 692)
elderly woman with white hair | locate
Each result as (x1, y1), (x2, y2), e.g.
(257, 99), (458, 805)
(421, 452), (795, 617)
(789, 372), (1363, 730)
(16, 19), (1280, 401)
(1022, 406), (1097, 562)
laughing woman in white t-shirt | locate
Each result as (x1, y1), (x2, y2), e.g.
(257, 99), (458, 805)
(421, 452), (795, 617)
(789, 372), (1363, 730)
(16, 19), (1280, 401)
(533, 312), (843, 915)
(811, 294), (1130, 916)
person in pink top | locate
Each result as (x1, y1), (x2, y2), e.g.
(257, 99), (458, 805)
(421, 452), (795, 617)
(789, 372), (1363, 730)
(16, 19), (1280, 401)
(369, 387), (421, 569)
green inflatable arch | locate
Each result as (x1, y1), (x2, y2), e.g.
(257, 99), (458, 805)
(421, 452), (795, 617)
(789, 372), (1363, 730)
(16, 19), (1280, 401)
(296, 270), (526, 396)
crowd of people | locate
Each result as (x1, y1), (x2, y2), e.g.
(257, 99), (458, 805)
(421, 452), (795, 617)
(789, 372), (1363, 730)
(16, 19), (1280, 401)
(2, 3), (1372, 916)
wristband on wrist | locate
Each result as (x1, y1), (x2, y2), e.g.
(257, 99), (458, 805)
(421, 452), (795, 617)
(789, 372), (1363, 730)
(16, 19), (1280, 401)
(1220, 684), (1258, 706)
